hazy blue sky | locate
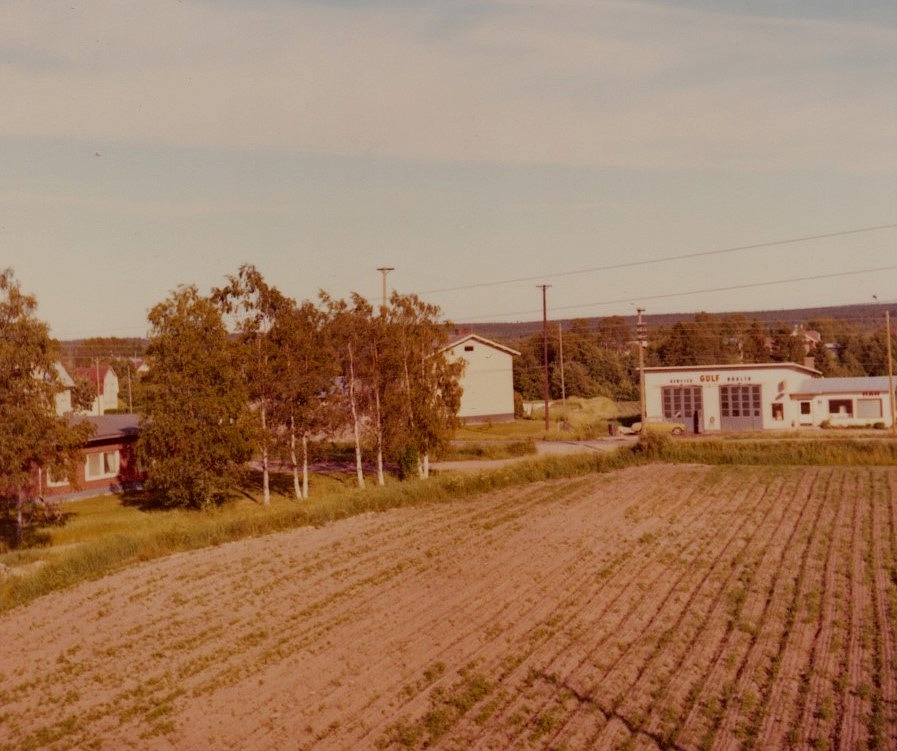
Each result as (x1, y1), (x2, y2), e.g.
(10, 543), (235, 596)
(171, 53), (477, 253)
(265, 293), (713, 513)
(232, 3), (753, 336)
(3, 0), (895, 338)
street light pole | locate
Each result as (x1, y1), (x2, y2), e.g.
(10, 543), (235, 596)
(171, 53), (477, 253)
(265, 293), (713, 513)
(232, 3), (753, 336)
(376, 267), (394, 315)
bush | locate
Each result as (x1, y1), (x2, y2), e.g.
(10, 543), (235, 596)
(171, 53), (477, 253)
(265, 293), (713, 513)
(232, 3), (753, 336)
(397, 445), (420, 481)
(513, 391), (525, 419)
(632, 432), (672, 459)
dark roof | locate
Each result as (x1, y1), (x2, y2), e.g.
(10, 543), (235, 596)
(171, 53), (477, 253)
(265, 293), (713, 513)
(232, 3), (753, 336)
(70, 413), (139, 441)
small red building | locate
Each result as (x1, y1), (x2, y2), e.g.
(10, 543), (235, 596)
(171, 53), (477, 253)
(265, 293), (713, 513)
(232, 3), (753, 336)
(39, 414), (143, 498)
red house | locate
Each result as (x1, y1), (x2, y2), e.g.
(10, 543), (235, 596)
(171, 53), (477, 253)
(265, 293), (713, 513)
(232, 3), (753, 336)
(38, 414), (144, 499)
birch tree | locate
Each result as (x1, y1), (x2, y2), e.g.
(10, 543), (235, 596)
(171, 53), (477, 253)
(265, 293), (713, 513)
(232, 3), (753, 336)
(321, 294), (369, 488)
(384, 293), (463, 479)
(213, 264), (289, 506)
(269, 299), (339, 499)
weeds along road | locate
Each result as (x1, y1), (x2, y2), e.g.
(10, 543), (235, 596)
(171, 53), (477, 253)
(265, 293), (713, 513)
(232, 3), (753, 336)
(433, 436), (637, 473)
(1, 464), (895, 750)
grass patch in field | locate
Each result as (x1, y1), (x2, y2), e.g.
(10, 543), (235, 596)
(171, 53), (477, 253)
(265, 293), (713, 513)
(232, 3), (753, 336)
(639, 433), (897, 466)
(440, 439), (537, 461)
(379, 665), (495, 749)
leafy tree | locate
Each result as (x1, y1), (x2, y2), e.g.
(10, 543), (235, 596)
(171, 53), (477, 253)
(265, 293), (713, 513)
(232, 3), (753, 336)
(512, 337), (543, 401)
(768, 323), (807, 364)
(269, 298), (340, 498)
(595, 315), (632, 351)
(349, 294), (390, 486)
(137, 285), (253, 509)
(213, 264), (290, 506)
(70, 375), (98, 413)
(740, 319), (770, 363)
(321, 293), (370, 489)
(0, 269), (93, 543)
(384, 292), (463, 479)
(552, 359), (596, 399)
(654, 313), (741, 366)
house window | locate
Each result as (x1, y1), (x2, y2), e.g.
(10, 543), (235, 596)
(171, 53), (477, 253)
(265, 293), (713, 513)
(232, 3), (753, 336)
(800, 401), (811, 416)
(828, 399), (853, 417)
(85, 450), (120, 480)
(857, 399), (882, 420)
(464, 345), (474, 352)
(771, 403), (784, 421)
(46, 468), (69, 488)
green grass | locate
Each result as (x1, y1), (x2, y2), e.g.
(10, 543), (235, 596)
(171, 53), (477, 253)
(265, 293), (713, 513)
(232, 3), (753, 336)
(636, 433), (897, 466)
(440, 439), (537, 461)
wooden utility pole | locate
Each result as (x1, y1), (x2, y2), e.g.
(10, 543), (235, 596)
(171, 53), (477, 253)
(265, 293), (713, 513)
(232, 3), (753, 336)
(558, 322), (566, 415)
(376, 266), (394, 314)
(887, 310), (895, 434)
(126, 364), (133, 413)
(538, 285), (551, 431)
(637, 308), (647, 428)
(94, 357), (102, 416)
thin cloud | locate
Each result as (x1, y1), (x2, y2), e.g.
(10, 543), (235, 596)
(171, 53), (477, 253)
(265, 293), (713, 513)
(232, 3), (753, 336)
(2, 0), (893, 172)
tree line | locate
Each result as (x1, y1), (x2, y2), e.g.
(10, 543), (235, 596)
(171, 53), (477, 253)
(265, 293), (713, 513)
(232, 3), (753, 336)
(510, 311), (896, 402)
(135, 265), (463, 508)
(1, 265), (462, 527)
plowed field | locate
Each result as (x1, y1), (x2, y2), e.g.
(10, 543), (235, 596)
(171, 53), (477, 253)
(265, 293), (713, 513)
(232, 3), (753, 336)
(1, 464), (896, 750)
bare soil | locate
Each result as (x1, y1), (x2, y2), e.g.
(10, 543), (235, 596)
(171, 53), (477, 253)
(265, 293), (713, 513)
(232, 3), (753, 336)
(1, 464), (895, 750)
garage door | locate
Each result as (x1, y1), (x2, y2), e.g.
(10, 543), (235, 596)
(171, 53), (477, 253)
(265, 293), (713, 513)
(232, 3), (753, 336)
(719, 384), (762, 431)
(661, 386), (703, 432)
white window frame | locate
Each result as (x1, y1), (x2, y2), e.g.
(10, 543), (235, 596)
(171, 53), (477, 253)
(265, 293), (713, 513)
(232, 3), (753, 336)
(85, 450), (120, 480)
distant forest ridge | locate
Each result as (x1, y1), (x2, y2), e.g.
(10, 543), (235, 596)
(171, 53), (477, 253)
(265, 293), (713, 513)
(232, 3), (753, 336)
(57, 301), (892, 357)
(460, 302), (894, 341)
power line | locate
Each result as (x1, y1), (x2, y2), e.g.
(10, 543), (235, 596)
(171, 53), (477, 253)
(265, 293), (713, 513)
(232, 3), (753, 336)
(455, 264), (897, 322)
(423, 223), (897, 296)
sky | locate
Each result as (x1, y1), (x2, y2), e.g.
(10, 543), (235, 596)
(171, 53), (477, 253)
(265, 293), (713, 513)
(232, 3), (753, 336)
(2, 0), (896, 339)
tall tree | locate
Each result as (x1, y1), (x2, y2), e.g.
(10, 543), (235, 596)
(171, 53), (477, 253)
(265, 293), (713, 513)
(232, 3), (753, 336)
(768, 323), (807, 364)
(269, 299), (340, 498)
(321, 293), (369, 489)
(213, 264), (289, 506)
(385, 293), (463, 479)
(348, 294), (389, 486)
(0, 269), (92, 542)
(595, 315), (633, 351)
(137, 285), (253, 509)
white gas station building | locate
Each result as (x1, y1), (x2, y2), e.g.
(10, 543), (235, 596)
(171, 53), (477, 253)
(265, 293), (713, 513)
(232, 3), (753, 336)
(643, 363), (895, 433)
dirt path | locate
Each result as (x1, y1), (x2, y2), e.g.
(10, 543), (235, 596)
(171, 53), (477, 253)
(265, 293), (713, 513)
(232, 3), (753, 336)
(1, 465), (894, 750)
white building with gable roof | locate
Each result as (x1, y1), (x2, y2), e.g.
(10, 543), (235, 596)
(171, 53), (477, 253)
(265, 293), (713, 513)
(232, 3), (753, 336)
(443, 333), (520, 424)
